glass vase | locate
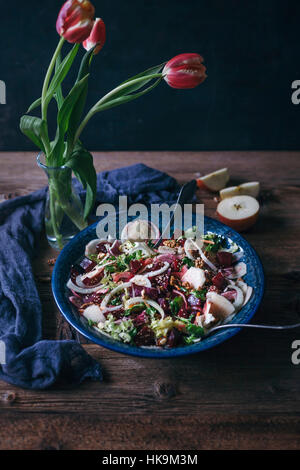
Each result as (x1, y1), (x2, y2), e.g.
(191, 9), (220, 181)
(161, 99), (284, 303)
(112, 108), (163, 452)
(37, 153), (88, 250)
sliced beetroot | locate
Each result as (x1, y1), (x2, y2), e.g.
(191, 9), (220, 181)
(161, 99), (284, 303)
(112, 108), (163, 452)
(130, 259), (143, 274)
(157, 297), (170, 313)
(70, 266), (83, 283)
(80, 257), (97, 273)
(109, 240), (121, 256)
(176, 307), (189, 318)
(217, 251), (233, 267)
(133, 311), (149, 327)
(167, 328), (182, 347)
(82, 292), (105, 304)
(212, 272), (226, 289)
(134, 326), (156, 346)
(104, 308), (124, 320)
(130, 284), (159, 300)
(82, 270), (104, 286)
(96, 241), (110, 253)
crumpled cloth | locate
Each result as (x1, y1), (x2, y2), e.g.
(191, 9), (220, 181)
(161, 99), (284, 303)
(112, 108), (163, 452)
(0, 163), (181, 389)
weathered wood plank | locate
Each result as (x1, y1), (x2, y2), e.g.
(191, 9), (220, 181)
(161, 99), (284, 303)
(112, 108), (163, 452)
(0, 412), (299, 450)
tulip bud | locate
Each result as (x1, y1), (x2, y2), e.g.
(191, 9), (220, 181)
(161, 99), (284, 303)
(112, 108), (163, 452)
(163, 53), (207, 89)
(56, 0), (95, 44)
(83, 18), (106, 54)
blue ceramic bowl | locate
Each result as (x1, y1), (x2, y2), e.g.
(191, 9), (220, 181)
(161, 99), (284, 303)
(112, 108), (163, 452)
(52, 215), (264, 358)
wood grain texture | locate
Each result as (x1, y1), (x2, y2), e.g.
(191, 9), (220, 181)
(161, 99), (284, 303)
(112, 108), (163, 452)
(0, 151), (299, 450)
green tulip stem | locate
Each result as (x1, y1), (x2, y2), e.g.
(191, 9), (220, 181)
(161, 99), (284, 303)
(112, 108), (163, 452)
(73, 73), (163, 144)
(41, 37), (65, 118)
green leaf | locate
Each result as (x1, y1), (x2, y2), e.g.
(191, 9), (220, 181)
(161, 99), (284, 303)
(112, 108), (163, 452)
(20, 115), (48, 152)
(95, 77), (162, 113)
(66, 47), (96, 151)
(50, 74), (90, 165)
(76, 46), (96, 83)
(26, 97), (42, 114)
(54, 52), (64, 110)
(170, 296), (184, 315)
(114, 63), (165, 98)
(45, 43), (79, 108)
(65, 144), (97, 219)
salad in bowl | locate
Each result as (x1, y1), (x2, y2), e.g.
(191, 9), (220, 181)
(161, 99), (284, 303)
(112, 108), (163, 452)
(67, 220), (253, 349)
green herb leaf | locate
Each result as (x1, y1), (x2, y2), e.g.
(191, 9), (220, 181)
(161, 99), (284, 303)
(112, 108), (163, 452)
(170, 296), (184, 315)
(191, 289), (207, 302)
(182, 257), (194, 268)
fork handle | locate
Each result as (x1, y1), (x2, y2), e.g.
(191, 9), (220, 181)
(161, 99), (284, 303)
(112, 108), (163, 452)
(209, 322), (300, 334)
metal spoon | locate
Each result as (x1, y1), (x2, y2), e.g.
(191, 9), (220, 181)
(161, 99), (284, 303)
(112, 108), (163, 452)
(207, 321), (300, 336)
(154, 179), (197, 249)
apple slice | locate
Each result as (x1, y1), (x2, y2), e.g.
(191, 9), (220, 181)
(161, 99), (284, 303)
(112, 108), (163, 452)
(121, 220), (160, 242)
(197, 168), (229, 192)
(220, 182), (260, 200)
(182, 267), (206, 290)
(217, 195), (259, 232)
(83, 305), (106, 324)
(206, 292), (235, 318)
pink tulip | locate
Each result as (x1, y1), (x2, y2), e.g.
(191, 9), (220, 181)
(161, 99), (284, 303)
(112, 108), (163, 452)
(163, 53), (207, 89)
(56, 0), (95, 44)
(83, 18), (106, 54)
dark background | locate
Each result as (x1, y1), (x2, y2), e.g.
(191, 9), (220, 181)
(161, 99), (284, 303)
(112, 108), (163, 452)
(0, 0), (299, 151)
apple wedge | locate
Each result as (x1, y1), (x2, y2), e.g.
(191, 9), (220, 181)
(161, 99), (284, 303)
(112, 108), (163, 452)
(83, 305), (106, 324)
(197, 168), (230, 192)
(206, 292), (235, 318)
(217, 195), (260, 232)
(220, 182), (260, 200)
(182, 267), (206, 290)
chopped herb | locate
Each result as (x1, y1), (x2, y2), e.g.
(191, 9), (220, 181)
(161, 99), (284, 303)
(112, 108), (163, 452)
(186, 323), (205, 337)
(146, 306), (157, 318)
(110, 296), (122, 306)
(170, 296), (184, 314)
(88, 254), (100, 263)
(105, 265), (116, 273)
(192, 289), (207, 302)
(203, 233), (226, 253)
(128, 302), (145, 312)
(87, 319), (96, 327)
(182, 257), (195, 268)
(180, 286), (189, 293)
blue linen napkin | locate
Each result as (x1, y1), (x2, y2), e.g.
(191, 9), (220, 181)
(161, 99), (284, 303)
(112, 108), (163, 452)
(0, 163), (181, 389)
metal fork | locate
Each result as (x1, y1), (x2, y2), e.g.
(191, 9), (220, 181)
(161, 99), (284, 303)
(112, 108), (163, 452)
(154, 179), (197, 248)
(207, 321), (300, 336)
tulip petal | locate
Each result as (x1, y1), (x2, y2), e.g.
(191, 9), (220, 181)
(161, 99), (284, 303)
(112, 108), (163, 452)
(163, 53), (207, 89)
(56, 0), (95, 44)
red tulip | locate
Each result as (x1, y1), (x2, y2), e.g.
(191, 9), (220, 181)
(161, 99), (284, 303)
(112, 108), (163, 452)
(56, 0), (95, 44)
(163, 53), (207, 89)
(83, 18), (106, 54)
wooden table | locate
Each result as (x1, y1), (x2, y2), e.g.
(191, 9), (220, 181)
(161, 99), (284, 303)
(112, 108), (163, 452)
(0, 151), (299, 450)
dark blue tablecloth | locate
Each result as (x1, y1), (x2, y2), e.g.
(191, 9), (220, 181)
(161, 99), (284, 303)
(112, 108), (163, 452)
(0, 164), (181, 389)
